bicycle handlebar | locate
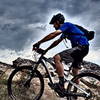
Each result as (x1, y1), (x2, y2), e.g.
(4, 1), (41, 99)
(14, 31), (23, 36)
(33, 48), (45, 55)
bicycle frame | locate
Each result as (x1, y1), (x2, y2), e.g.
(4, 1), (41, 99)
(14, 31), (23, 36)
(33, 54), (55, 84)
(33, 54), (90, 97)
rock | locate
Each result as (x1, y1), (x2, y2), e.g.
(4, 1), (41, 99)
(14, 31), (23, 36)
(12, 57), (35, 67)
(81, 61), (100, 76)
(0, 57), (100, 100)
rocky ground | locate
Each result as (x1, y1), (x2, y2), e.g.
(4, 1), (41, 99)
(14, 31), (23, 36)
(0, 57), (100, 100)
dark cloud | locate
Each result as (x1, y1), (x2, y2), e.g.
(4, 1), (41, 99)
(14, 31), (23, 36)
(0, 0), (100, 51)
(0, 23), (32, 50)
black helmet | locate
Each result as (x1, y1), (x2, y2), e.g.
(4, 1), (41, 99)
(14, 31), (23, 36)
(49, 13), (65, 24)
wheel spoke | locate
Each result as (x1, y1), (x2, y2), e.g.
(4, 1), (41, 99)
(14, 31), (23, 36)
(67, 73), (100, 100)
(8, 66), (44, 100)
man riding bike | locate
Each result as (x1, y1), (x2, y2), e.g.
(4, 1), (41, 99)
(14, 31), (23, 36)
(33, 13), (89, 94)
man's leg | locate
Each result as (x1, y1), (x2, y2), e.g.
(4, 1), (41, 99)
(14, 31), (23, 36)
(54, 54), (64, 77)
(53, 54), (64, 87)
(72, 67), (80, 84)
(71, 45), (89, 78)
(71, 60), (82, 84)
(53, 48), (74, 87)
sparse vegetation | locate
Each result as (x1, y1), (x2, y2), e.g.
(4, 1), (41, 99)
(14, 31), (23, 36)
(0, 58), (100, 100)
(0, 74), (10, 100)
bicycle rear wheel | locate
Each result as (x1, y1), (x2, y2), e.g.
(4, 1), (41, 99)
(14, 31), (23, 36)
(7, 66), (44, 100)
(67, 72), (100, 100)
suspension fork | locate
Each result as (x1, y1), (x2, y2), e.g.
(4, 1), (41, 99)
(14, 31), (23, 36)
(23, 61), (40, 87)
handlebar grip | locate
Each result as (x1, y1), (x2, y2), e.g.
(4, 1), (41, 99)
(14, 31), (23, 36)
(34, 48), (45, 54)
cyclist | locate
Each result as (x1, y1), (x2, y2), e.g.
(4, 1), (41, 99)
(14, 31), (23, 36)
(33, 13), (89, 93)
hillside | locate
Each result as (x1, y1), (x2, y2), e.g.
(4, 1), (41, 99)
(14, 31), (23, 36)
(0, 57), (100, 100)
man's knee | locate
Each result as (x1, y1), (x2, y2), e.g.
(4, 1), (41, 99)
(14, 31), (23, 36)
(53, 54), (61, 63)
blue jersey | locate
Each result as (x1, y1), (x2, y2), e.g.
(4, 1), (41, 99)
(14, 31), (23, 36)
(59, 22), (89, 47)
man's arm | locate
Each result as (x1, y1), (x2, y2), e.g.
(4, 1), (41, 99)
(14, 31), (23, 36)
(45, 37), (63, 52)
(38, 30), (62, 44)
(33, 30), (62, 49)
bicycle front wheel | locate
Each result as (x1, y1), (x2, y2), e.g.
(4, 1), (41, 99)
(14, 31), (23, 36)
(7, 66), (44, 100)
(67, 72), (100, 100)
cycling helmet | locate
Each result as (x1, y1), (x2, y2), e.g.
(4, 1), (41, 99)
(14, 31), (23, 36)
(49, 13), (65, 24)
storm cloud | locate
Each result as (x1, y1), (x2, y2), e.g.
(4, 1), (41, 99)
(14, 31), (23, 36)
(0, 0), (100, 51)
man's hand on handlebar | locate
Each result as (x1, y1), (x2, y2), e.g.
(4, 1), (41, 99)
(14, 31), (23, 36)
(33, 42), (40, 50)
(33, 48), (47, 55)
(33, 43), (48, 55)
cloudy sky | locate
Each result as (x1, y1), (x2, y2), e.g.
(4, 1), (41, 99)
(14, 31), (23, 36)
(0, 0), (100, 65)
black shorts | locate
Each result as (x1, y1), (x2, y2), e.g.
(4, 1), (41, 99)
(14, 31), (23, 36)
(58, 45), (89, 68)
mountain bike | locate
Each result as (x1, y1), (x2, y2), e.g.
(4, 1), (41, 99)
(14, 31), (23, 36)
(7, 48), (100, 100)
